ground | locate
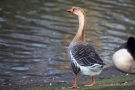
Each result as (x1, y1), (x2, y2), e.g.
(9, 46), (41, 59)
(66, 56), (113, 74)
(0, 66), (135, 90)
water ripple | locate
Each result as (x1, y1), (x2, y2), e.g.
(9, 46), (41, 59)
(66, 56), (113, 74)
(0, 0), (135, 78)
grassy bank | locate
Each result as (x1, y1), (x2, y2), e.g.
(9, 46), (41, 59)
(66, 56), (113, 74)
(18, 75), (135, 90)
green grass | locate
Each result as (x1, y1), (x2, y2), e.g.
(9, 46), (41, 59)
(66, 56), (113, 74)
(8, 75), (135, 90)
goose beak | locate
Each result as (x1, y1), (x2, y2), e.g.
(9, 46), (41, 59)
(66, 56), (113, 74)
(66, 8), (73, 13)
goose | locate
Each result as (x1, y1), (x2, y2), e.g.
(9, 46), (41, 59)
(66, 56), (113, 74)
(66, 6), (106, 88)
(113, 37), (135, 74)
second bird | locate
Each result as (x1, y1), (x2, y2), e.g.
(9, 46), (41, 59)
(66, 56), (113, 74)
(67, 6), (106, 88)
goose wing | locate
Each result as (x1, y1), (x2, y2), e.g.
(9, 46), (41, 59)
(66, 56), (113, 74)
(70, 43), (105, 66)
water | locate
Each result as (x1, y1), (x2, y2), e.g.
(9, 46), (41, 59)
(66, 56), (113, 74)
(0, 0), (135, 79)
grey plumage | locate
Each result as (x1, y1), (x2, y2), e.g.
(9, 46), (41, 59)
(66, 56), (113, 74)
(68, 43), (105, 74)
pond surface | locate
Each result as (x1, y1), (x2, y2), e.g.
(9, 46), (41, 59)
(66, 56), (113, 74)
(0, 0), (135, 79)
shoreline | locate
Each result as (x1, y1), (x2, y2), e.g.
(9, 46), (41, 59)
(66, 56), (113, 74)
(0, 66), (127, 90)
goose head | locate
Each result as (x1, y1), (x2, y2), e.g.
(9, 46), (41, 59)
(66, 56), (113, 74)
(67, 6), (85, 17)
(127, 37), (135, 50)
(66, 7), (86, 44)
(127, 37), (135, 44)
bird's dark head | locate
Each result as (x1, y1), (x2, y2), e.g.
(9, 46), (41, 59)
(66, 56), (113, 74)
(127, 37), (135, 45)
(127, 36), (135, 59)
(66, 6), (85, 16)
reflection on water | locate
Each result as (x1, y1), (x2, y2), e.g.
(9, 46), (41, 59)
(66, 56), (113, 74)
(0, 0), (135, 79)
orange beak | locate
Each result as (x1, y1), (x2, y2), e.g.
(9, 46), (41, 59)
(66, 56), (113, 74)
(66, 8), (73, 13)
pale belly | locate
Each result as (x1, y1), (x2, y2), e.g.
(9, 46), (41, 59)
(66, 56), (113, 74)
(112, 49), (135, 74)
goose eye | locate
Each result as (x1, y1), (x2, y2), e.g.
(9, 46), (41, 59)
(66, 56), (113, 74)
(73, 8), (76, 11)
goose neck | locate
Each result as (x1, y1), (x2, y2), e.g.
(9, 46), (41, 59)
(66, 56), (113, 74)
(75, 12), (86, 42)
(70, 11), (86, 45)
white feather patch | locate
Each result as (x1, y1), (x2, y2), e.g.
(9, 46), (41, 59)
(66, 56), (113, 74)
(113, 49), (134, 71)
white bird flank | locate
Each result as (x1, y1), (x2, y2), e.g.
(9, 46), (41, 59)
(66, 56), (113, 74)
(113, 49), (134, 72)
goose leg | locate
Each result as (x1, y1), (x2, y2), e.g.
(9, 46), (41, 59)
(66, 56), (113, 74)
(85, 76), (95, 86)
(69, 74), (79, 88)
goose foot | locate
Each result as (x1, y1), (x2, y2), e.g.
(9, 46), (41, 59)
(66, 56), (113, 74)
(85, 76), (95, 87)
